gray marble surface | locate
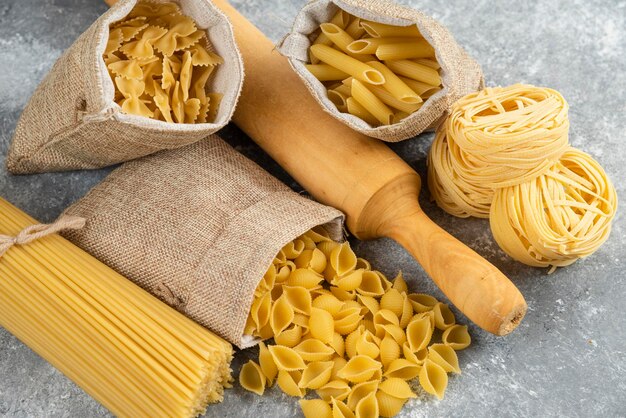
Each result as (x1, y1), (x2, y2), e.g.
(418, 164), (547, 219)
(0, 0), (625, 417)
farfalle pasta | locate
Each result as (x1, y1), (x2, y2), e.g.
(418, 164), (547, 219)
(239, 232), (472, 417)
(8, 0), (243, 173)
(104, 2), (225, 124)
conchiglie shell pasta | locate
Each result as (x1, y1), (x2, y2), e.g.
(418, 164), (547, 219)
(406, 316), (434, 352)
(380, 288), (404, 317)
(310, 307), (336, 343)
(258, 341), (278, 385)
(250, 291), (271, 330)
(331, 398), (356, 418)
(379, 334), (401, 368)
(384, 358), (421, 380)
(375, 390), (407, 418)
(355, 391), (379, 418)
(408, 293), (438, 313)
(338, 355), (382, 383)
(268, 345), (307, 371)
(392, 271), (408, 293)
(277, 370), (306, 397)
(357, 271), (387, 297)
(398, 295), (414, 329)
(334, 308), (363, 335)
(317, 379), (351, 402)
(419, 360), (448, 400)
(283, 286), (312, 315)
(330, 332), (346, 357)
(294, 339), (336, 362)
(428, 344), (461, 374)
(312, 294), (345, 316)
(331, 286), (357, 301)
(270, 294), (295, 335)
(442, 325), (471, 350)
(379, 378), (417, 399)
(347, 380), (379, 410)
(295, 249), (328, 274)
(356, 331), (380, 359)
(330, 356), (348, 381)
(283, 239), (306, 259)
(299, 361), (335, 389)
(433, 303), (456, 330)
(332, 269), (364, 291)
(240, 360), (266, 396)
(288, 268), (325, 288)
(345, 327), (362, 359)
(274, 324), (304, 348)
(357, 295), (379, 316)
(300, 399), (333, 418)
(330, 242), (358, 277)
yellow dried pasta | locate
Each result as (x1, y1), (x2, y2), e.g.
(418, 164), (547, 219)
(104, 1), (223, 123)
(304, 9), (442, 126)
(240, 230), (471, 416)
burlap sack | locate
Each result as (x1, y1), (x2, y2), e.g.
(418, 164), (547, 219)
(7, 0), (243, 174)
(61, 135), (344, 348)
(278, 0), (484, 142)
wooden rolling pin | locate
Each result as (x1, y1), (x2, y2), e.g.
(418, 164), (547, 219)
(105, 0), (526, 335)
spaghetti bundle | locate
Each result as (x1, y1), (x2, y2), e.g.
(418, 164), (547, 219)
(428, 84), (617, 271)
(0, 197), (233, 418)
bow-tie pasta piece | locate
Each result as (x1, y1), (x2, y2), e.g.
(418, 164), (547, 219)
(104, 1), (225, 124)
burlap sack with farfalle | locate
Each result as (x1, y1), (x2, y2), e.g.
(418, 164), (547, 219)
(61, 135), (344, 348)
(278, 0), (483, 142)
(7, 0), (243, 174)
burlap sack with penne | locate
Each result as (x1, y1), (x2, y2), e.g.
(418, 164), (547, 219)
(61, 135), (344, 348)
(7, 0), (243, 174)
(278, 0), (484, 142)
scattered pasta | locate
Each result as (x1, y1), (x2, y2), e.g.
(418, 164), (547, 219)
(238, 227), (471, 417)
(104, 1), (224, 123)
(305, 9), (442, 127)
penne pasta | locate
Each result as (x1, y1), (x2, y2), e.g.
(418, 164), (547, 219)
(398, 76), (441, 95)
(310, 9), (351, 63)
(358, 82), (422, 114)
(346, 97), (379, 126)
(351, 79), (394, 125)
(306, 64), (350, 81)
(328, 89), (348, 112)
(385, 59), (442, 86)
(367, 61), (421, 104)
(414, 57), (441, 70)
(333, 84), (351, 97)
(310, 45), (385, 85)
(320, 23), (375, 62)
(347, 37), (417, 54)
(344, 17), (365, 39)
(375, 39), (435, 60)
(361, 21), (422, 38)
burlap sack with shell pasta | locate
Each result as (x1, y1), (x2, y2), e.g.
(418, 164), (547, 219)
(61, 135), (344, 348)
(278, 0), (483, 142)
(7, 0), (243, 174)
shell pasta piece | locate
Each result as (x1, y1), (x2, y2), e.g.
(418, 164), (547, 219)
(241, 229), (470, 415)
(239, 361), (266, 396)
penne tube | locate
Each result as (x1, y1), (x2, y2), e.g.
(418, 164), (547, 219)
(345, 17), (366, 39)
(375, 39), (435, 60)
(398, 76), (441, 95)
(367, 61), (422, 104)
(393, 111), (411, 124)
(327, 89), (349, 112)
(346, 97), (379, 126)
(384, 59), (441, 86)
(363, 83), (423, 114)
(310, 9), (351, 63)
(421, 86), (442, 99)
(351, 79), (394, 125)
(320, 23), (376, 62)
(333, 84), (352, 97)
(310, 45), (385, 85)
(413, 58), (440, 70)
(360, 21), (422, 38)
(306, 64), (351, 81)
(347, 37), (417, 55)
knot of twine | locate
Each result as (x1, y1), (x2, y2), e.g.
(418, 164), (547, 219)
(0, 216), (86, 258)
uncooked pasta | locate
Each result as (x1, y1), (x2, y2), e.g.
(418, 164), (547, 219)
(238, 228), (471, 417)
(0, 198), (233, 418)
(490, 148), (617, 272)
(427, 84), (617, 271)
